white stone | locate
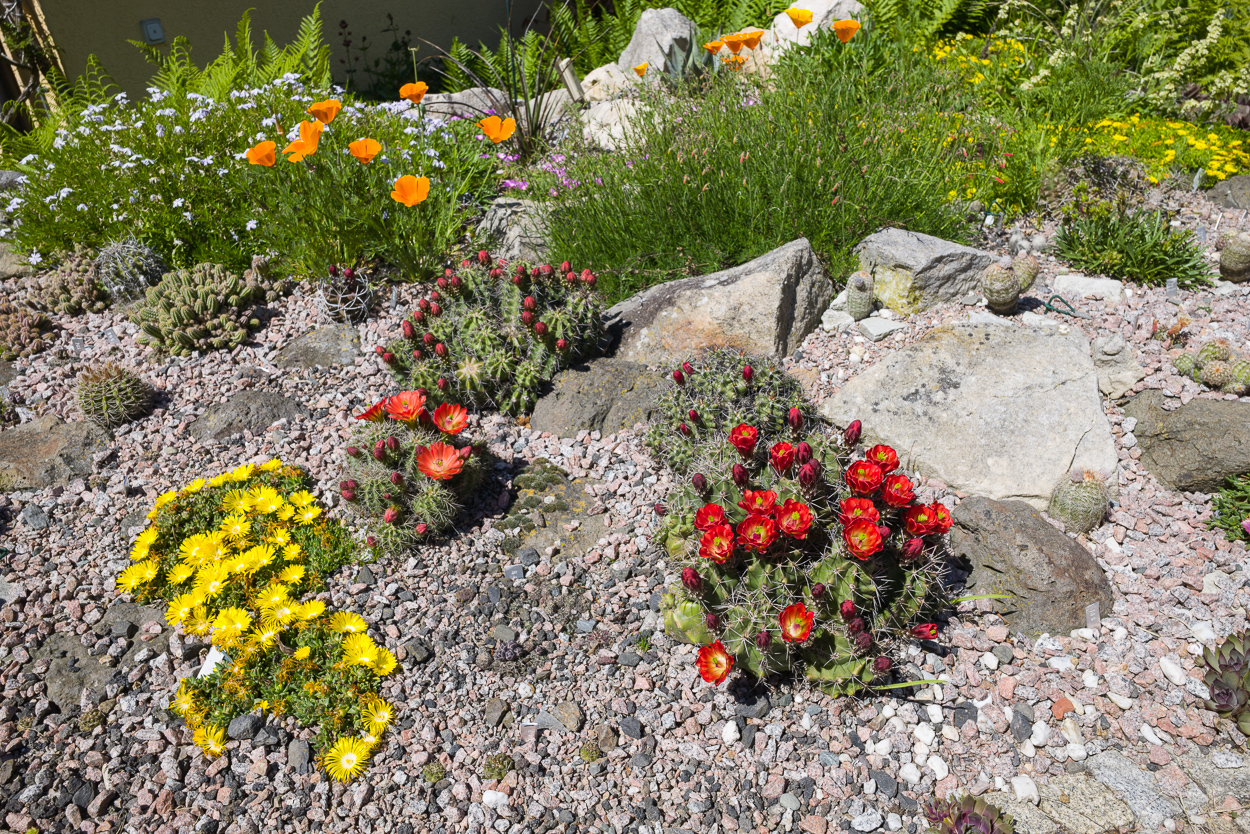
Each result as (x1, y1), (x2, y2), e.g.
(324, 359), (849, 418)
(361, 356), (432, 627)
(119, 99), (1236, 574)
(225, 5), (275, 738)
(851, 810), (884, 832)
(1061, 717), (1083, 745)
(517, 682), (535, 698)
(925, 705), (943, 724)
(1141, 724), (1165, 746)
(821, 308), (856, 333)
(1053, 274), (1125, 303)
(1083, 669), (1100, 689)
(899, 763), (922, 786)
(886, 813), (903, 831)
(941, 725), (959, 741)
(913, 742), (930, 763)
(1020, 740), (1036, 758)
(1048, 656), (1074, 671)
(1107, 692), (1134, 710)
(1020, 311), (1060, 328)
(1159, 656), (1187, 686)
(581, 99), (644, 152)
(482, 790), (509, 810)
(874, 738), (893, 756)
(1011, 775), (1040, 805)
(927, 755), (949, 780)
(1070, 628), (1098, 641)
(1030, 721), (1050, 747)
(981, 651), (1000, 671)
(1066, 742), (1089, 762)
(581, 63), (634, 102)
(1091, 333), (1146, 398)
(722, 720), (740, 745)
(1192, 621), (1217, 643)
(914, 723), (936, 746)
(864, 779), (876, 795)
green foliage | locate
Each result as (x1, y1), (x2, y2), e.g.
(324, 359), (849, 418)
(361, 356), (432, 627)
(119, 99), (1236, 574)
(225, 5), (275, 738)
(75, 363), (153, 429)
(24, 248), (109, 316)
(1201, 630), (1250, 736)
(378, 252), (603, 414)
(0, 297), (54, 360)
(865, 0), (998, 45)
(1211, 475), (1250, 544)
(1047, 469), (1111, 534)
(924, 795), (1016, 834)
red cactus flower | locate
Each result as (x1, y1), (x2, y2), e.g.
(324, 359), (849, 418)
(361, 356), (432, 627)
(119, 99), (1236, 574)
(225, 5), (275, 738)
(673, 369), (685, 385)
(795, 441), (813, 465)
(432, 402), (468, 435)
(732, 464), (750, 488)
(416, 442), (465, 480)
(737, 514), (778, 553)
(681, 567), (702, 592)
(696, 641), (734, 685)
(694, 503), (728, 532)
(811, 582), (826, 599)
(839, 497), (880, 526)
(383, 507), (399, 524)
(798, 460), (823, 488)
(771, 442), (795, 475)
(842, 518), (884, 560)
(865, 444), (899, 473)
(787, 407), (803, 432)
(729, 424), (758, 458)
(385, 391), (426, 424)
(929, 502), (952, 534)
(901, 537), (925, 561)
(742, 364), (753, 383)
(699, 524), (735, 564)
(873, 656), (892, 674)
(911, 623), (937, 639)
(355, 400), (387, 422)
(738, 490), (777, 516)
(903, 504), (937, 536)
(843, 420), (862, 447)
(840, 600), (856, 621)
(776, 499), (814, 540)
(881, 473), (915, 507)
(844, 459), (884, 495)
(779, 603), (814, 643)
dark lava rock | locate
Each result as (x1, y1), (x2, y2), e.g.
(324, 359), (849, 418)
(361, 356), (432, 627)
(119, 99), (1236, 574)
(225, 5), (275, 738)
(0, 414), (108, 489)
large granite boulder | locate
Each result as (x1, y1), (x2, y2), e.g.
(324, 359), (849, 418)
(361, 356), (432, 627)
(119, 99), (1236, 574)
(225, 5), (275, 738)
(854, 228), (997, 314)
(477, 197), (548, 263)
(0, 414), (108, 489)
(604, 238), (834, 365)
(276, 325), (360, 369)
(617, 8), (696, 74)
(190, 391), (306, 444)
(582, 63), (635, 102)
(421, 86), (506, 119)
(950, 497), (1115, 637)
(1122, 389), (1250, 494)
(820, 322), (1118, 508)
(581, 99), (645, 152)
(530, 359), (664, 437)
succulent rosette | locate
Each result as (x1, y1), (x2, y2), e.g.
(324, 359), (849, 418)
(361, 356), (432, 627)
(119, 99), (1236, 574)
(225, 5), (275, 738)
(1201, 630), (1250, 734)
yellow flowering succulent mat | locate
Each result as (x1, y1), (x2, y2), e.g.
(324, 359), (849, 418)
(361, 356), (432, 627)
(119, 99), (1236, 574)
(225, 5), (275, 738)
(118, 459), (396, 781)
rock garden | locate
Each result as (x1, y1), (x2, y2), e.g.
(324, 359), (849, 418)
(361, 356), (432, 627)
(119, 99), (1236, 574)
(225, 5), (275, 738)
(1, 2), (1250, 834)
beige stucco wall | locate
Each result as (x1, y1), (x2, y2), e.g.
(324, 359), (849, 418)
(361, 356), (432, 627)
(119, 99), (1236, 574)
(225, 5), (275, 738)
(32, 0), (545, 98)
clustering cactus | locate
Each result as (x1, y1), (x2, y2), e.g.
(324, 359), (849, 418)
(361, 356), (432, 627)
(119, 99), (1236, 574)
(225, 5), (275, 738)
(1173, 339), (1250, 395)
(1048, 468), (1112, 535)
(376, 251), (602, 415)
(96, 236), (166, 304)
(75, 363), (154, 428)
(340, 391), (484, 553)
(130, 259), (287, 356)
(1202, 631), (1250, 736)
(1220, 231), (1250, 284)
(652, 354), (946, 694)
(645, 349), (809, 473)
(924, 796), (1015, 834)
(26, 249), (110, 316)
(482, 753), (513, 781)
(980, 255), (1039, 316)
(0, 298), (55, 360)
(845, 271), (875, 321)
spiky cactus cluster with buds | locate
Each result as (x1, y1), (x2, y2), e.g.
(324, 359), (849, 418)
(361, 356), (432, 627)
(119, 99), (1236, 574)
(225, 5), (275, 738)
(652, 356), (946, 694)
(340, 391), (484, 553)
(645, 349), (809, 473)
(1172, 337), (1250, 395)
(0, 298), (55, 360)
(375, 251), (602, 415)
(75, 363), (154, 428)
(26, 248), (110, 316)
(1202, 631), (1250, 736)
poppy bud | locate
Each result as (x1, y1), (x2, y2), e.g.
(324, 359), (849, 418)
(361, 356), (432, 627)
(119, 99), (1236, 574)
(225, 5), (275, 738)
(329, 264), (339, 277)
(423, 332), (435, 345)
(413, 310), (426, 324)
(385, 436), (400, 452)
(341, 490), (355, 501)
(742, 364), (753, 382)
(437, 276), (448, 290)
(382, 352), (394, 364)
(418, 298), (430, 311)
(430, 303), (442, 317)
(430, 291), (442, 302)
(539, 264), (554, 277)
(416, 522), (429, 535)
(873, 656), (892, 674)
(688, 408), (699, 423)
(679, 423), (691, 437)
(435, 342), (448, 357)
(673, 369), (685, 385)
(839, 600), (856, 621)
(732, 463), (749, 488)
(561, 260), (571, 274)
(848, 617), (866, 635)
(692, 473), (708, 493)
(437, 377), (449, 390)
(854, 631), (873, 652)
(755, 631), (772, 649)
(556, 338), (568, 350)
(521, 310), (535, 326)
(705, 613), (721, 630)
(681, 567), (702, 592)
(788, 407), (803, 432)
(523, 296), (537, 310)
(795, 441), (813, 465)
(346, 446), (361, 458)
(401, 320), (415, 340)
(811, 582), (825, 599)
(534, 322), (548, 336)
(343, 267), (355, 280)
(390, 471), (404, 486)
(682, 361), (694, 376)
(366, 536), (377, 547)
(411, 349), (423, 361)
(383, 508), (399, 524)
(901, 537), (924, 561)
(843, 420), (862, 447)
(449, 275), (462, 290)
(480, 250), (492, 265)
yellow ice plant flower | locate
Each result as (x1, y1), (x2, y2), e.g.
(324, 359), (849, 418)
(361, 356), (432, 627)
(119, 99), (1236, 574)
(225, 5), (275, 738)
(222, 489), (253, 515)
(193, 724), (227, 757)
(195, 564), (230, 599)
(296, 505), (322, 525)
(266, 527), (291, 546)
(167, 563), (196, 585)
(165, 593), (200, 626)
(324, 736), (371, 781)
(179, 532), (226, 566)
(212, 607), (252, 647)
(329, 612), (368, 634)
(229, 463), (256, 482)
(278, 564), (305, 584)
(220, 514), (251, 540)
(183, 605), (212, 637)
(362, 696), (394, 733)
(277, 504), (296, 522)
(154, 490), (178, 511)
(182, 478), (206, 494)
(171, 681), (198, 717)
(117, 561), (158, 594)
(131, 527), (159, 560)
(293, 646), (311, 660)
(257, 583), (289, 607)
(243, 543), (277, 572)
(250, 485), (283, 514)
(283, 543), (303, 561)
(342, 633), (379, 667)
(253, 621), (281, 647)
(289, 490), (316, 507)
(371, 648), (398, 676)
(208, 472), (231, 488)
(296, 599), (325, 621)
(260, 458), (283, 472)
(264, 599), (297, 627)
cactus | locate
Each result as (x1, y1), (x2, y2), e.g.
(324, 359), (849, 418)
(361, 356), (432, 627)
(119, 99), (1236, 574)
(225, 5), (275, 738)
(482, 753), (513, 781)
(924, 796), (1015, 834)
(0, 298), (55, 360)
(422, 762), (446, 783)
(75, 363), (154, 428)
(845, 271), (874, 321)
(1196, 339), (1233, 365)
(25, 249), (110, 316)
(980, 258), (1019, 315)
(1201, 360), (1234, 390)
(129, 260), (287, 356)
(1221, 231), (1250, 284)
(1013, 254), (1040, 293)
(377, 252), (602, 415)
(1048, 469), (1111, 535)
(1202, 631), (1250, 736)
(317, 265), (374, 324)
(95, 236), (166, 304)
(1173, 352), (1196, 379)
(579, 741), (604, 763)
(1230, 359), (1250, 395)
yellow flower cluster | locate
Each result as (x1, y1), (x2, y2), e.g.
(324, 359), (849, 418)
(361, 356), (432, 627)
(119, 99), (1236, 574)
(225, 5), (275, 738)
(1086, 114), (1248, 185)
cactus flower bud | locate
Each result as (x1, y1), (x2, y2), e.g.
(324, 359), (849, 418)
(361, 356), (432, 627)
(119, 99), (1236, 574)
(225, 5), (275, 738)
(521, 310), (535, 326)
(742, 364), (753, 382)
(385, 436), (400, 452)
(430, 303), (442, 317)
(811, 582), (826, 599)
(416, 522), (429, 535)
(366, 535), (377, 547)
(901, 537), (924, 561)
(682, 361), (694, 376)
(329, 264), (339, 277)
(430, 291), (442, 302)
(390, 471), (404, 486)
(679, 423), (691, 437)
(341, 489), (355, 501)
(383, 491), (392, 501)
(437, 377), (448, 390)
(788, 407), (803, 432)
(449, 275), (462, 290)
(434, 342), (448, 357)
(343, 267), (355, 280)
(402, 320), (415, 340)
(654, 503), (667, 516)
(854, 631), (873, 652)
(447, 267), (457, 276)
(798, 460), (822, 488)
(755, 631), (772, 649)
(704, 613), (721, 630)
(539, 264), (554, 277)
(581, 268), (595, 285)
(458, 445), (473, 459)
(732, 463), (749, 488)
(418, 298), (430, 311)
(681, 567), (702, 592)
(512, 273), (525, 286)
(534, 321), (548, 336)
(530, 267), (541, 279)
(412, 310), (426, 324)
(480, 250), (492, 265)
(561, 260), (571, 274)
(688, 408), (699, 423)
(843, 419), (862, 447)
(411, 349), (423, 361)
(382, 352), (394, 364)
(556, 338), (569, 351)
(839, 600), (856, 621)
(437, 276), (448, 290)
(673, 369), (685, 385)
(692, 472), (708, 493)
(873, 656), (892, 674)
(374, 345), (385, 356)
(343, 479), (358, 490)
(423, 332), (435, 345)
(516, 262), (528, 275)
(383, 508), (399, 524)
(490, 268), (502, 279)
(566, 272), (578, 284)
(523, 296), (537, 311)
(848, 617), (866, 635)
(346, 446), (361, 458)
(795, 441), (813, 465)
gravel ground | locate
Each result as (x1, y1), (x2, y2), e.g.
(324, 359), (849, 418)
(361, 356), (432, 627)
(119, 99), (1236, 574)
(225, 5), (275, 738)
(1, 191), (1249, 834)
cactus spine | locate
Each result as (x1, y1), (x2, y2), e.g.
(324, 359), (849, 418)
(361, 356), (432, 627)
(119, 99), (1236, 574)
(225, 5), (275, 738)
(75, 363), (154, 428)
(26, 248), (110, 316)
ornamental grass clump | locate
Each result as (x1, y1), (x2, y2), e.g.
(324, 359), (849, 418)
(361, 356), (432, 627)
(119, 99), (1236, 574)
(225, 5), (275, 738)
(116, 460), (396, 780)
(652, 354), (947, 694)
(375, 250), (602, 414)
(341, 391), (484, 552)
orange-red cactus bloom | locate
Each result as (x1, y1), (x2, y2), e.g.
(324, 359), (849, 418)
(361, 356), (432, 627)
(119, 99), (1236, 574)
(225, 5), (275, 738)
(306, 99), (342, 124)
(779, 602), (814, 643)
(833, 19), (861, 43)
(417, 441), (464, 481)
(282, 120), (324, 161)
(477, 115), (516, 144)
(839, 497), (879, 526)
(354, 400), (387, 422)
(696, 640), (734, 685)
(865, 444), (899, 473)
(431, 403), (468, 435)
(699, 524), (735, 564)
(391, 175), (430, 207)
(728, 424), (758, 457)
(246, 140), (276, 167)
(737, 514), (778, 553)
(737, 490), (777, 516)
(776, 499), (813, 540)
(842, 518), (883, 560)
(844, 459), (884, 495)
(400, 82), (428, 104)
(385, 391), (426, 424)
(349, 138), (381, 164)
(694, 503), (728, 532)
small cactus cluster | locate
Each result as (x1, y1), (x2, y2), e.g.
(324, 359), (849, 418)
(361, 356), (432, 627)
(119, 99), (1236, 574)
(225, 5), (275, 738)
(1172, 338), (1250, 395)
(844, 270), (875, 321)
(924, 796), (1015, 834)
(1202, 631), (1250, 736)
(979, 254), (1040, 315)
(652, 355), (946, 694)
(422, 761), (447, 783)
(25, 249), (110, 316)
(95, 236), (166, 304)
(645, 348), (809, 473)
(0, 297), (55, 360)
(578, 741), (604, 763)
(317, 265), (374, 324)
(130, 258), (287, 356)
(376, 250), (603, 415)
(1222, 231), (1250, 284)
(1047, 468), (1112, 535)
(75, 363), (154, 428)
(482, 752), (513, 781)
(340, 391), (484, 553)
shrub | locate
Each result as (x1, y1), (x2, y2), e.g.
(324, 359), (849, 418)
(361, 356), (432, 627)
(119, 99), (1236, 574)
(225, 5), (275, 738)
(376, 250), (603, 414)
(0, 297), (54, 360)
(75, 363), (154, 429)
(340, 391), (484, 553)
(1201, 630), (1250, 736)
(24, 248), (110, 316)
(1210, 474), (1250, 544)
(116, 460), (395, 779)
(651, 353), (946, 694)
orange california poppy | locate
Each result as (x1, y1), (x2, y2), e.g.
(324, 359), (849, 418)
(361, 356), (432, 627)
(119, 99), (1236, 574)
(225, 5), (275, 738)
(282, 120), (324, 162)
(721, 54), (747, 70)
(833, 19), (861, 42)
(349, 138), (381, 164)
(431, 403), (468, 435)
(245, 140), (276, 167)
(702, 40), (724, 54)
(416, 442), (464, 481)
(306, 99), (342, 124)
(391, 175), (430, 207)
(399, 82), (428, 104)
(477, 115), (517, 144)
(721, 34), (746, 54)
(784, 8), (814, 27)
(633, 62), (648, 77)
(384, 391), (426, 424)
(741, 30), (765, 49)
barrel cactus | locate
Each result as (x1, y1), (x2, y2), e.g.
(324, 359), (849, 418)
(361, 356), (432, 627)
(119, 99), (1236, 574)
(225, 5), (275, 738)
(980, 258), (1020, 315)
(95, 236), (166, 304)
(75, 363), (154, 428)
(0, 298), (55, 360)
(1173, 352), (1197, 379)
(1048, 468), (1111, 534)
(1013, 254), (1040, 293)
(1221, 231), (1250, 284)
(1197, 339), (1233, 365)
(1201, 360), (1234, 390)
(26, 249), (110, 316)
(845, 271), (875, 321)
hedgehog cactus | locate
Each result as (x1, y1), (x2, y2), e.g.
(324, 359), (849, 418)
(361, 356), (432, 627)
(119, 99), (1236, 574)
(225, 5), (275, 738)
(1196, 338), (1233, 365)
(1048, 468), (1111, 535)
(1221, 231), (1250, 284)
(845, 271), (875, 321)
(1173, 352), (1197, 379)
(377, 252), (602, 415)
(1013, 254), (1040, 293)
(26, 249), (110, 316)
(75, 363), (154, 428)
(1201, 360), (1234, 390)
(0, 298), (55, 360)
(1202, 631), (1250, 736)
(924, 796), (1015, 834)
(980, 258), (1019, 315)
(95, 236), (166, 304)
(1230, 359), (1250, 395)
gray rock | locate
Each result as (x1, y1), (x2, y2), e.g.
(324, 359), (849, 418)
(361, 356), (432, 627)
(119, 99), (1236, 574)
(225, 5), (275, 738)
(819, 323), (1118, 508)
(476, 197), (548, 263)
(0, 359), (14, 387)
(503, 564), (525, 581)
(821, 308), (856, 334)
(1010, 710), (1032, 742)
(581, 99), (645, 152)
(288, 739), (311, 774)
(870, 769), (897, 798)
(529, 359), (664, 437)
(853, 228), (997, 313)
(0, 414), (108, 490)
(20, 503), (49, 530)
(1124, 390), (1250, 493)
(617, 8), (696, 74)
(421, 86), (507, 119)
(1053, 274), (1124, 304)
(1091, 334), (1145, 399)
(582, 63), (634, 102)
(1085, 751), (1183, 832)
(554, 701), (585, 732)
(275, 325), (360, 369)
(227, 713), (264, 740)
(735, 692), (771, 720)
(0, 170), (23, 190)
(576, 619), (596, 633)
(190, 391), (307, 444)
(0, 242), (33, 280)
(605, 238), (834, 365)
(595, 722), (618, 752)
(619, 716), (643, 738)
(858, 318), (905, 342)
(1179, 751), (1250, 802)
(851, 809), (883, 832)
(484, 698), (508, 728)
(535, 710), (566, 732)
(492, 625), (518, 643)
(949, 497), (1115, 638)
(405, 641), (433, 664)
(1209, 174), (1250, 210)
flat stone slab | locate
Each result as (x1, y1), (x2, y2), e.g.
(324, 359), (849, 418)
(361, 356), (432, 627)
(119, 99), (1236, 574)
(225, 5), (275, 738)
(1085, 751), (1184, 832)
(1123, 389), (1250, 494)
(275, 325), (360, 368)
(820, 322), (1118, 508)
(0, 414), (108, 489)
(1053, 274), (1125, 304)
(858, 318), (905, 342)
(529, 358), (664, 437)
(190, 390), (307, 444)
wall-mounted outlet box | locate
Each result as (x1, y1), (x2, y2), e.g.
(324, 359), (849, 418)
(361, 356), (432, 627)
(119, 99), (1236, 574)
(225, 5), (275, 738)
(139, 18), (165, 45)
